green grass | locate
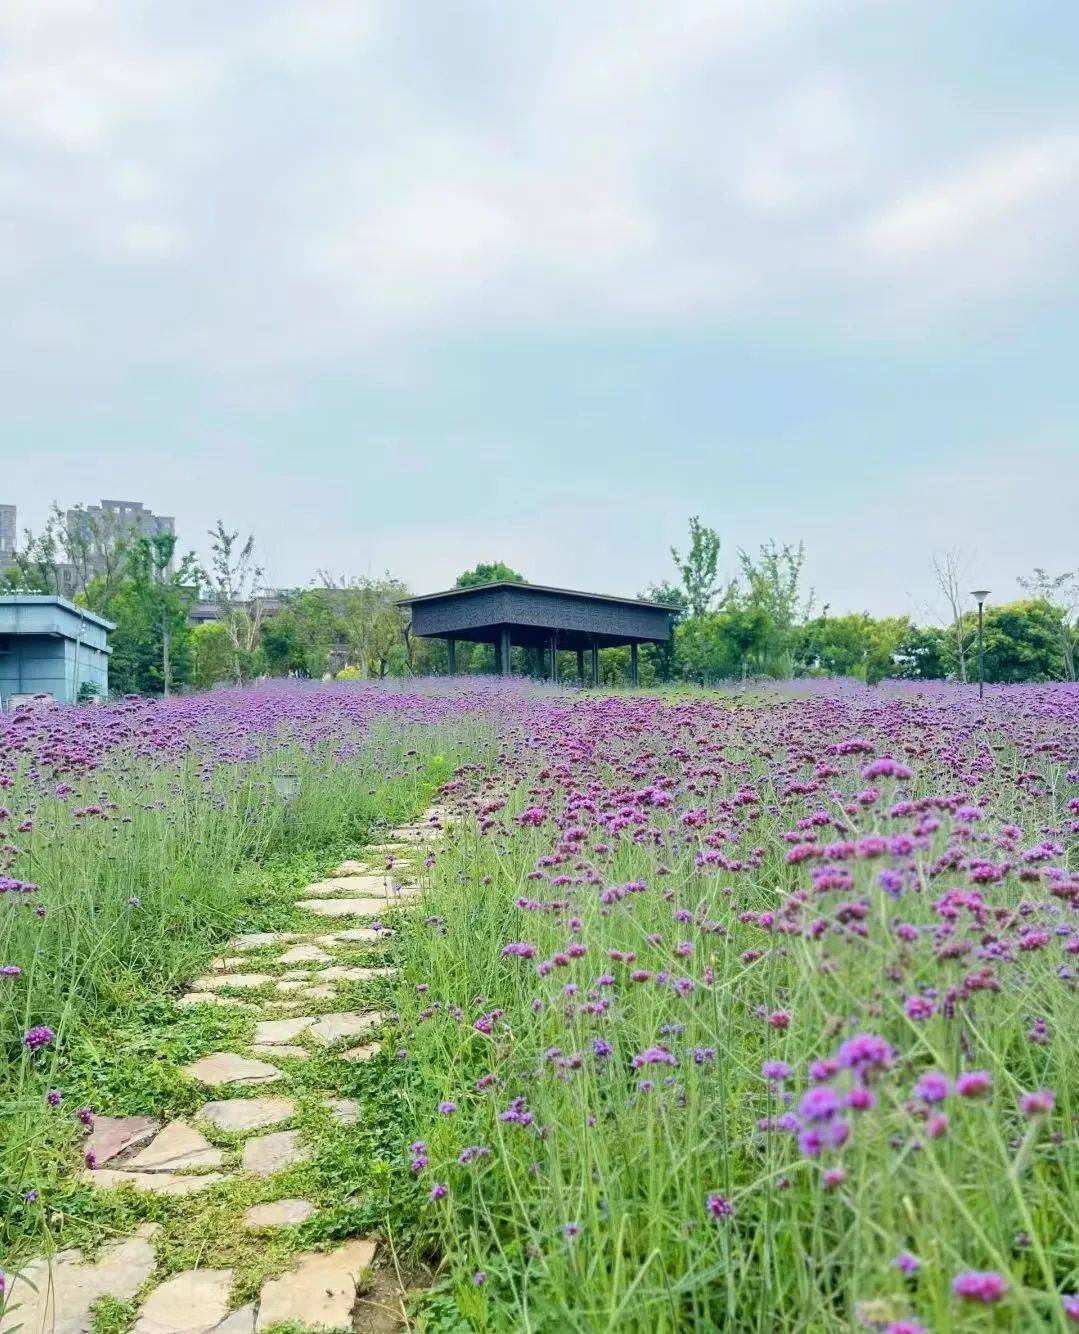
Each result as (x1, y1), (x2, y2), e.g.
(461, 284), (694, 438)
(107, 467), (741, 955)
(0, 714), (478, 1265)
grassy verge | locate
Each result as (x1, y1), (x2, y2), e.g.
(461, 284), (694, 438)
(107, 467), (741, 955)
(1, 708), (480, 1263)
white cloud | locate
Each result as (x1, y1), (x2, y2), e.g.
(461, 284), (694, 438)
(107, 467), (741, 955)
(862, 137), (1079, 257)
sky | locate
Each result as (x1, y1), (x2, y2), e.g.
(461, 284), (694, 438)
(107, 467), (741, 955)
(2, 0), (1077, 618)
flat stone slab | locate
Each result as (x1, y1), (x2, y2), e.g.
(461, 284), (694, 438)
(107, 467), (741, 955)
(210, 957), (248, 972)
(190, 974), (273, 993)
(243, 1198), (316, 1229)
(0, 1228), (158, 1334)
(255, 1240), (377, 1332)
(84, 1169), (228, 1197)
(126, 1121), (223, 1173)
(213, 1305), (255, 1334)
(252, 1016), (315, 1045)
(384, 827), (439, 841)
(307, 1011), (382, 1045)
(332, 860), (370, 875)
(251, 1043), (308, 1061)
(317, 928), (385, 944)
(320, 966), (396, 982)
(301, 875), (393, 897)
(230, 932), (301, 952)
(132, 1268), (233, 1334)
(277, 944), (332, 965)
(85, 1115), (160, 1167)
(183, 1053), (283, 1087)
(176, 993), (250, 1010)
(196, 1097), (296, 1134)
(340, 1042), (381, 1063)
(301, 899), (388, 918)
(323, 1097), (360, 1126)
(242, 1129), (311, 1177)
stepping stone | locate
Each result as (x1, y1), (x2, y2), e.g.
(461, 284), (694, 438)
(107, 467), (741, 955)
(384, 827), (439, 842)
(183, 1053), (283, 1087)
(340, 1042), (380, 1063)
(292, 985), (335, 1001)
(242, 1129), (311, 1177)
(318, 928), (384, 944)
(320, 966), (396, 982)
(132, 1268), (232, 1334)
(277, 944), (331, 965)
(255, 1240), (377, 1332)
(85, 1115), (160, 1167)
(252, 1044), (308, 1061)
(333, 860), (370, 875)
(125, 1121), (224, 1173)
(0, 1227), (158, 1334)
(274, 979), (313, 994)
(84, 1169), (228, 1197)
(190, 974), (273, 993)
(243, 1199), (315, 1230)
(322, 1097), (360, 1126)
(302, 899), (388, 918)
(177, 993), (250, 1010)
(252, 1016), (315, 1045)
(230, 933), (300, 952)
(196, 1097), (296, 1134)
(210, 957), (247, 972)
(307, 1011), (382, 1045)
(214, 1305), (255, 1334)
(301, 875), (392, 897)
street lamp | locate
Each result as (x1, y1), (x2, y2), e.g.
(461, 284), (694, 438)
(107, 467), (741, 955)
(970, 590), (990, 699)
(272, 771), (300, 802)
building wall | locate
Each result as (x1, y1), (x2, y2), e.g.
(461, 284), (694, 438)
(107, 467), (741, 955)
(0, 504), (16, 561)
(0, 598), (112, 705)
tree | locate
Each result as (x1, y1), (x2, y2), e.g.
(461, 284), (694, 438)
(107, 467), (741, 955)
(455, 562), (525, 588)
(979, 600), (1067, 683)
(671, 516), (721, 618)
(929, 550), (976, 684)
(319, 574), (410, 678)
(203, 522), (266, 683)
(737, 540), (812, 676)
(102, 535), (199, 695)
(1016, 568), (1077, 681)
(642, 580), (687, 681)
(191, 622), (236, 690)
(261, 590), (341, 678)
(795, 612), (911, 684)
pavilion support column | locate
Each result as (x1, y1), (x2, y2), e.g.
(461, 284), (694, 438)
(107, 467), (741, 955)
(447, 637), (457, 675)
(630, 642), (639, 688)
(576, 648), (585, 682)
(499, 625), (511, 676)
(590, 638), (599, 687)
(548, 632), (558, 683)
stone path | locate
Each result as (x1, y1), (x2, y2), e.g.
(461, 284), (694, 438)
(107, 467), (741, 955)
(1, 812), (447, 1334)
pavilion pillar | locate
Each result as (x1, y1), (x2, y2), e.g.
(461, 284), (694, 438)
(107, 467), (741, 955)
(590, 638), (599, 687)
(447, 637), (457, 675)
(499, 626), (511, 676)
(548, 632), (558, 683)
(576, 648), (585, 682)
(630, 642), (639, 688)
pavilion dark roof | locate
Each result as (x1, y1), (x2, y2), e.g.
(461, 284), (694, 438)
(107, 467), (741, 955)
(397, 581), (680, 611)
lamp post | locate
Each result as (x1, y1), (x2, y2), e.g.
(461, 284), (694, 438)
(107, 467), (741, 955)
(970, 590), (990, 700)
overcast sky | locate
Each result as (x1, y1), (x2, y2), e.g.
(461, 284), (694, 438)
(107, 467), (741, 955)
(3, 0), (1077, 616)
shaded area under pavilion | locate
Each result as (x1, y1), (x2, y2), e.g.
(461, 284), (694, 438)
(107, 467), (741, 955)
(398, 581), (677, 686)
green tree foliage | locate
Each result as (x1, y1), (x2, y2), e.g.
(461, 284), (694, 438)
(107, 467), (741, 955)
(93, 535), (199, 695)
(455, 562), (525, 588)
(260, 590), (341, 678)
(191, 621), (236, 690)
(203, 522), (266, 683)
(671, 516), (721, 618)
(977, 599), (1069, 683)
(736, 540), (811, 677)
(1016, 569), (1077, 680)
(796, 613), (911, 684)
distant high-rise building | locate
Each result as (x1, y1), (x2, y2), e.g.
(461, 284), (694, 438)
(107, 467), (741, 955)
(0, 504), (16, 563)
(66, 499), (176, 578)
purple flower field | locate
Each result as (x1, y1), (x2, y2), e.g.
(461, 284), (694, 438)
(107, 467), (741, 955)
(395, 680), (1079, 1330)
(1, 678), (1077, 1330)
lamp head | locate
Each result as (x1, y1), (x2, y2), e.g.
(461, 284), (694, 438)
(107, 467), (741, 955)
(273, 771), (300, 802)
(970, 589), (990, 604)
